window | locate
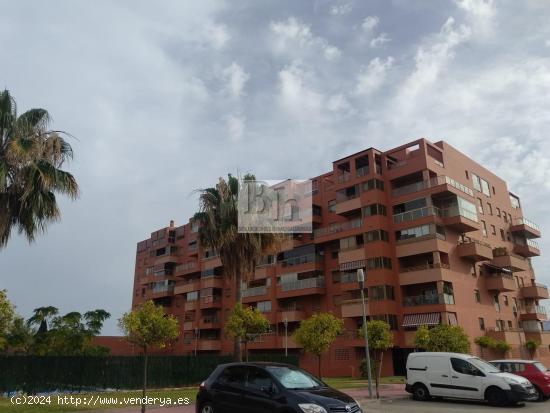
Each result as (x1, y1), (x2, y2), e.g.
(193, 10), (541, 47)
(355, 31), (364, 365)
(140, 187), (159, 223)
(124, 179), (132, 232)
(479, 317), (485, 330)
(472, 173), (481, 191)
(363, 203), (387, 217)
(481, 179), (490, 197)
(491, 224), (496, 235)
(366, 257), (392, 270)
(496, 207), (501, 217)
(362, 178), (384, 191)
(500, 228), (505, 241)
(508, 213), (512, 223)
(510, 194), (520, 209)
(365, 229), (389, 243)
(494, 295), (500, 312)
(503, 212), (508, 223)
(451, 358), (479, 375)
(219, 366), (247, 386)
(465, 170), (469, 179)
(487, 202), (493, 215)
(504, 295), (509, 306)
(328, 200), (336, 213)
(477, 198), (484, 214)
(257, 301), (272, 313)
(340, 234), (363, 250)
(331, 251), (338, 259)
(312, 205), (322, 216)
(246, 367), (276, 392)
(474, 289), (481, 303)
(369, 285), (395, 301)
(507, 320), (513, 330)
(395, 224), (431, 241)
(481, 220), (487, 237)
(186, 291), (199, 301)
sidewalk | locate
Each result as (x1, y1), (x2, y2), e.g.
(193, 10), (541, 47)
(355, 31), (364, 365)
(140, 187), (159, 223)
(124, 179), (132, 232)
(92, 384), (408, 413)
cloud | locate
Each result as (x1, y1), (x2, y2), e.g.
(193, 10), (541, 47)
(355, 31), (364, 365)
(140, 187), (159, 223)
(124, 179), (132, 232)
(270, 17), (341, 61)
(330, 4), (353, 16)
(204, 23), (230, 49)
(370, 32), (391, 48)
(225, 113), (246, 142)
(361, 15), (379, 32)
(355, 56), (394, 95)
(222, 62), (250, 99)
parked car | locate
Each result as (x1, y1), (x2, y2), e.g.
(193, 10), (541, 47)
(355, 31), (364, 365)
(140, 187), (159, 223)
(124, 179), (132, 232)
(490, 359), (550, 401)
(196, 362), (361, 413)
(405, 352), (537, 406)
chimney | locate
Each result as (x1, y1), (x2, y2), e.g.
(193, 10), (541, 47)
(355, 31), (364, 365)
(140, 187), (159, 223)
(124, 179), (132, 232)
(169, 220), (174, 228)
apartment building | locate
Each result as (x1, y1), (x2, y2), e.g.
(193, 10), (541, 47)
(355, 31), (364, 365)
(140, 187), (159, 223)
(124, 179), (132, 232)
(131, 138), (549, 376)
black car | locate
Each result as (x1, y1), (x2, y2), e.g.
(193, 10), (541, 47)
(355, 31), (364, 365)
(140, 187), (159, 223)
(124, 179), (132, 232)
(196, 362), (362, 413)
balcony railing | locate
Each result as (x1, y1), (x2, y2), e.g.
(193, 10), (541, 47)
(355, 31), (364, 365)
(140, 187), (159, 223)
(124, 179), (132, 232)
(522, 306), (547, 315)
(391, 176), (474, 198)
(313, 218), (362, 238)
(403, 293), (455, 306)
(399, 262), (450, 273)
(440, 205), (478, 222)
(514, 218), (540, 232)
(154, 269), (173, 276)
(280, 277), (325, 292)
(341, 272), (359, 283)
(337, 173), (351, 184)
(151, 284), (175, 293)
(527, 239), (540, 249)
(242, 285), (268, 298)
(356, 166), (369, 177)
(279, 253), (323, 267)
(393, 206), (439, 224)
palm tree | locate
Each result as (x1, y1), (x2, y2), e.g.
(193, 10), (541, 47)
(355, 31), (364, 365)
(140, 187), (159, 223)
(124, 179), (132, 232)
(194, 174), (283, 361)
(84, 309), (111, 335)
(27, 306), (59, 333)
(0, 89), (79, 249)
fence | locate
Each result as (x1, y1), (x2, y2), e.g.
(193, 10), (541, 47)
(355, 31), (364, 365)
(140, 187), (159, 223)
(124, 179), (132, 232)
(0, 354), (299, 393)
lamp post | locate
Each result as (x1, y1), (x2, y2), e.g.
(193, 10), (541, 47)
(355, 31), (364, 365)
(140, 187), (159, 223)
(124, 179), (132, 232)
(358, 268), (373, 399)
(284, 317), (288, 357)
(194, 327), (199, 356)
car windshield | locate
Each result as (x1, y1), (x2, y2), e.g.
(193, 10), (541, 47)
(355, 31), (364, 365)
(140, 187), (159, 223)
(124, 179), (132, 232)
(266, 366), (324, 389)
(533, 362), (549, 372)
(468, 357), (501, 373)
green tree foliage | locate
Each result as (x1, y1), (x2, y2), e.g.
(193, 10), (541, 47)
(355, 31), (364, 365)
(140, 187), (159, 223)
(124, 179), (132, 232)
(293, 313), (343, 378)
(6, 316), (33, 354)
(194, 174), (283, 360)
(119, 300), (179, 413)
(225, 304), (269, 361)
(0, 290), (16, 350)
(525, 339), (540, 359)
(0, 90), (79, 248)
(474, 335), (511, 357)
(414, 324), (470, 353)
(358, 320), (393, 398)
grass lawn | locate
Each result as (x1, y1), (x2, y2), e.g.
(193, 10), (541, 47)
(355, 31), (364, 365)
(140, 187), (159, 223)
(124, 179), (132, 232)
(0, 388), (198, 413)
(323, 376), (405, 389)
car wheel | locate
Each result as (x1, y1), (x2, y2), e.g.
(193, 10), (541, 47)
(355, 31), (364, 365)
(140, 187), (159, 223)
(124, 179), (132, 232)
(533, 386), (545, 402)
(486, 387), (508, 407)
(412, 383), (431, 401)
(200, 402), (214, 413)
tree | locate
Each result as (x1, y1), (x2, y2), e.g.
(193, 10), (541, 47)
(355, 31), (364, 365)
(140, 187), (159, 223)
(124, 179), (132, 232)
(293, 313), (343, 378)
(84, 309), (111, 335)
(119, 301), (179, 413)
(525, 339), (540, 360)
(27, 306), (59, 333)
(493, 339), (511, 356)
(225, 304), (269, 361)
(194, 174), (282, 361)
(414, 324), (470, 353)
(6, 316), (33, 354)
(474, 335), (495, 358)
(0, 290), (15, 350)
(0, 90), (79, 249)
(358, 320), (393, 398)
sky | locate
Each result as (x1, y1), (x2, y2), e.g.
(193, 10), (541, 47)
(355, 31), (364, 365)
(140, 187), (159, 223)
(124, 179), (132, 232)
(1, 0), (550, 335)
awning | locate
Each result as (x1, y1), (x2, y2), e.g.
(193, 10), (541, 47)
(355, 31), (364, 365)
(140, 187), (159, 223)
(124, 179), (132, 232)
(402, 312), (441, 327)
(447, 312), (458, 326)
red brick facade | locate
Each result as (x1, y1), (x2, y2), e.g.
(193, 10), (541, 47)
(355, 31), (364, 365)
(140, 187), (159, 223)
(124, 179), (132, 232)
(130, 138), (549, 377)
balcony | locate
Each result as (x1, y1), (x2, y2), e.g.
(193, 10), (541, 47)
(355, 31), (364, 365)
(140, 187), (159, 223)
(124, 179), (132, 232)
(519, 306), (548, 321)
(201, 276), (224, 289)
(200, 296), (222, 309)
(175, 261), (198, 276)
(242, 285), (269, 303)
(148, 285), (175, 299)
(184, 300), (199, 311)
(197, 339), (221, 351)
(313, 218), (362, 240)
(510, 218), (541, 239)
(199, 316), (221, 330)
(396, 234), (450, 257)
(486, 328), (525, 345)
(279, 253), (324, 274)
(278, 309), (306, 323)
(183, 321), (194, 331)
(513, 239), (540, 258)
(335, 197), (362, 215)
(457, 239), (493, 261)
(439, 205), (479, 232)
(174, 279), (200, 295)
(277, 277), (325, 298)
(520, 284), (549, 300)
(393, 206), (438, 225)
(202, 256), (222, 270)
(492, 250), (529, 272)
(391, 175), (474, 199)
(341, 299), (367, 318)
(398, 263), (451, 286)
(485, 274), (517, 292)
(402, 293), (455, 307)
(338, 247), (365, 267)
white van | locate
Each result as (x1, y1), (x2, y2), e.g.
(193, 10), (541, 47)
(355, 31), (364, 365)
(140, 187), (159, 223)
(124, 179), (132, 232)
(405, 352), (537, 406)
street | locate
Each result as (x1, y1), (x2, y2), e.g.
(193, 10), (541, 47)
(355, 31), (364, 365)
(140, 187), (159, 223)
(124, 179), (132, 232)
(366, 398), (550, 413)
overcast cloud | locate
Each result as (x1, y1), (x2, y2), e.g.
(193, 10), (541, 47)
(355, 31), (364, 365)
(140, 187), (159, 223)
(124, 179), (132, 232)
(1, 0), (549, 334)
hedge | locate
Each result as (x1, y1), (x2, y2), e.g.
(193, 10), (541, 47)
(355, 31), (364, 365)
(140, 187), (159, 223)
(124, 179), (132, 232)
(0, 354), (299, 393)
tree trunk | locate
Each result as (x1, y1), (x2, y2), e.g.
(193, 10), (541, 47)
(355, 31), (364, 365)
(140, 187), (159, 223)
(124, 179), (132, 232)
(245, 340), (248, 362)
(234, 272), (242, 362)
(318, 354), (322, 379)
(376, 352), (384, 399)
(142, 346), (148, 413)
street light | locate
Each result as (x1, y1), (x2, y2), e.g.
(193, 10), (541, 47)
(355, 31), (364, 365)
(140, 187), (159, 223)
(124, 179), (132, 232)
(357, 268), (373, 399)
(194, 327), (199, 356)
(284, 317), (288, 357)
